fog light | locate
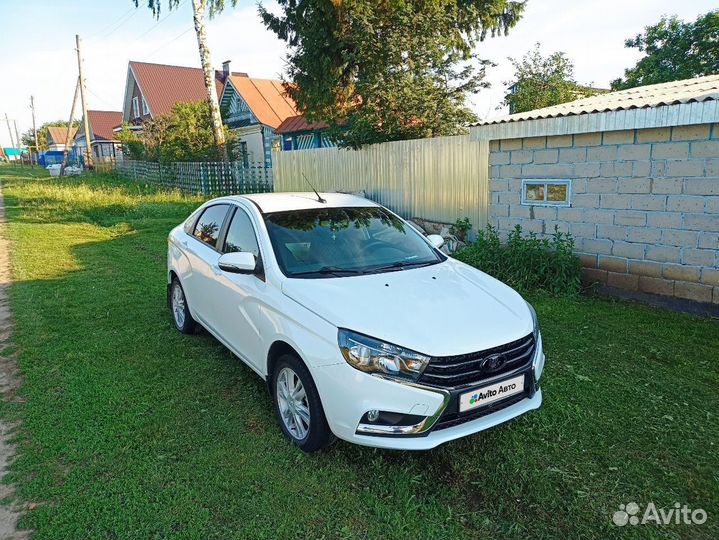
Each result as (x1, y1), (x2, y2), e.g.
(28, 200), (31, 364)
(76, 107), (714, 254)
(367, 409), (380, 422)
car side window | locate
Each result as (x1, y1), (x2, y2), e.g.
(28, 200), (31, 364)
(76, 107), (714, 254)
(223, 208), (260, 257)
(192, 204), (230, 248)
(183, 208), (202, 235)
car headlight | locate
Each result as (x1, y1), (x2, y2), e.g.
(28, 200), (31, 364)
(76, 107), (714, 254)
(526, 302), (544, 381)
(526, 301), (539, 340)
(338, 329), (430, 381)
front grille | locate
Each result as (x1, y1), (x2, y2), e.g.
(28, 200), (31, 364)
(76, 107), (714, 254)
(419, 333), (535, 389)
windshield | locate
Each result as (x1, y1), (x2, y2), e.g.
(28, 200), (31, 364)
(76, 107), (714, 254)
(264, 206), (445, 278)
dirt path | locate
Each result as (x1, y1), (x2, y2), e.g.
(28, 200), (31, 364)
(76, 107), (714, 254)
(0, 185), (29, 540)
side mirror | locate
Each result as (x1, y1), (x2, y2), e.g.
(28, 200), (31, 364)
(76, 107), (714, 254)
(218, 252), (257, 274)
(427, 234), (444, 249)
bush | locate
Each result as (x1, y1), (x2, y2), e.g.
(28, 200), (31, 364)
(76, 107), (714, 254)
(453, 224), (582, 295)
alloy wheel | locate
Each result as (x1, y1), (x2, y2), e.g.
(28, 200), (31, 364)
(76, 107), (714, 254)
(171, 283), (186, 328)
(276, 367), (310, 440)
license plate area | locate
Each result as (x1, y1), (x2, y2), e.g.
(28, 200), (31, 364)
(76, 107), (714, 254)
(459, 374), (525, 412)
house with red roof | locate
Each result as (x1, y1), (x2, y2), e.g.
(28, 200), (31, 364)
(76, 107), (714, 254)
(121, 60), (247, 126)
(275, 114), (335, 151)
(120, 59), (298, 166)
(46, 126), (77, 152)
(74, 110), (124, 160)
(219, 74), (300, 166)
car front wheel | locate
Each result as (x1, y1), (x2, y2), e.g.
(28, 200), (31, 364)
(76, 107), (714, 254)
(272, 354), (333, 452)
(170, 278), (196, 334)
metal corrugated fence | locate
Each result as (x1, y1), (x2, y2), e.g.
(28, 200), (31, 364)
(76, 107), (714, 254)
(273, 135), (489, 227)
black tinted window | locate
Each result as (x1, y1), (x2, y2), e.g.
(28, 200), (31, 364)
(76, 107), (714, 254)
(183, 208), (202, 234)
(193, 204), (229, 248)
(264, 207), (442, 278)
(224, 208), (260, 256)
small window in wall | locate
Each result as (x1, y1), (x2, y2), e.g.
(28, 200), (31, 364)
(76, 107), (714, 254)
(142, 97), (150, 115)
(521, 179), (571, 206)
(132, 97), (140, 118)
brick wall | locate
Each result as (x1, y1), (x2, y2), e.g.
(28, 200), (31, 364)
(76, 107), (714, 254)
(488, 123), (719, 304)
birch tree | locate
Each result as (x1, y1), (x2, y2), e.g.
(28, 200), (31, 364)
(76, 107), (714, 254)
(133, 0), (237, 160)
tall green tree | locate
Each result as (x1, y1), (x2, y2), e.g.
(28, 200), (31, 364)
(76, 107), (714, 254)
(611, 10), (719, 90)
(132, 0), (238, 159)
(259, 0), (526, 148)
(503, 43), (598, 114)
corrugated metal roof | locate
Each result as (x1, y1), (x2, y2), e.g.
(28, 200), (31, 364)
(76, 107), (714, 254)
(87, 111), (123, 142)
(276, 114), (329, 134)
(46, 126), (77, 146)
(227, 75), (299, 129)
(129, 61), (248, 118)
(474, 74), (719, 126)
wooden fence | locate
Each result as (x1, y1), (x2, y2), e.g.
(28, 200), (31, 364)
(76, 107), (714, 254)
(111, 160), (273, 195)
(272, 135), (489, 227)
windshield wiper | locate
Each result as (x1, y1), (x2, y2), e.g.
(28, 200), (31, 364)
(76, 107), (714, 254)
(371, 260), (439, 273)
(290, 266), (367, 277)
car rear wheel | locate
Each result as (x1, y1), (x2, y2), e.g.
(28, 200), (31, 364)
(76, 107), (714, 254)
(170, 278), (196, 334)
(272, 354), (333, 452)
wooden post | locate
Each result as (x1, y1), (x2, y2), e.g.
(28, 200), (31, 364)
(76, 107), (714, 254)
(30, 95), (38, 166)
(13, 120), (23, 166)
(60, 78), (80, 177)
(76, 35), (93, 170)
(4, 114), (17, 164)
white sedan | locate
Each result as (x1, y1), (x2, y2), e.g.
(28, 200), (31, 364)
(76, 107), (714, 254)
(167, 192), (544, 451)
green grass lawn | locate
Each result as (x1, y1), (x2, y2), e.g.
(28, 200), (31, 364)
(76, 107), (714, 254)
(1, 164), (717, 539)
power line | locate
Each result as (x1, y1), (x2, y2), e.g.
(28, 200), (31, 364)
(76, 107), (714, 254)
(86, 6), (137, 40)
(86, 87), (119, 110)
(145, 27), (194, 60)
(102, 10), (140, 39)
(131, 0), (188, 44)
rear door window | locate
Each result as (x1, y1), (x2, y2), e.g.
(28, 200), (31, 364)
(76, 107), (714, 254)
(192, 204), (230, 248)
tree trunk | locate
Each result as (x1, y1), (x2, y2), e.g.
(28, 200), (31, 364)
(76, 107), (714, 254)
(191, 0), (228, 162)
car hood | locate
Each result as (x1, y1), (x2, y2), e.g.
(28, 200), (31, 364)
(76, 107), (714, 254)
(281, 259), (534, 357)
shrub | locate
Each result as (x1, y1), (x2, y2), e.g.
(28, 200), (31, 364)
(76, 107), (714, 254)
(453, 224), (582, 295)
(449, 217), (472, 242)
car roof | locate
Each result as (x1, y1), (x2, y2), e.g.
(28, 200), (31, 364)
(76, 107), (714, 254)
(228, 192), (381, 213)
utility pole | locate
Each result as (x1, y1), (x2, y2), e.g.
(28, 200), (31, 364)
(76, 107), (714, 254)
(60, 78), (80, 177)
(30, 95), (38, 166)
(75, 34), (93, 169)
(13, 120), (23, 166)
(4, 113), (17, 164)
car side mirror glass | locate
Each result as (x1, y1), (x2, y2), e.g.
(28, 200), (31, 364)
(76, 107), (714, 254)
(427, 234), (444, 249)
(218, 252), (257, 274)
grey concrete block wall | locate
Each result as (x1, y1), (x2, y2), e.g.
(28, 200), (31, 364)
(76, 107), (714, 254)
(488, 123), (719, 304)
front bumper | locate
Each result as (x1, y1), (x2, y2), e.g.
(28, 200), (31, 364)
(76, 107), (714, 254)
(312, 339), (545, 450)
(352, 389), (542, 450)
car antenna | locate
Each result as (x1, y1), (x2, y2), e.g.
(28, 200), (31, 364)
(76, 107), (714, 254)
(301, 172), (326, 203)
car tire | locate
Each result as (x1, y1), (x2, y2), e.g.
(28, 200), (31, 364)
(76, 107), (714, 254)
(272, 354), (333, 452)
(170, 278), (196, 334)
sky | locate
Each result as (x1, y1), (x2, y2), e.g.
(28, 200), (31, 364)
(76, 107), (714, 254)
(0, 0), (716, 148)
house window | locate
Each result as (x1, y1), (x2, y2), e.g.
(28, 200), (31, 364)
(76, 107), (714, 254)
(521, 179), (571, 206)
(238, 141), (249, 166)
(142, 97), (150, 116)
(132, 97), (140, 118)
